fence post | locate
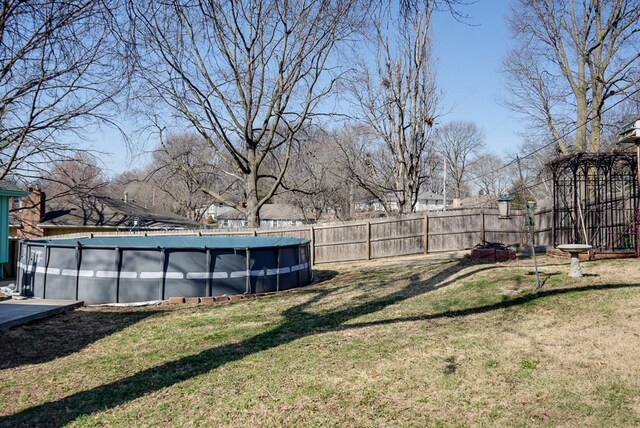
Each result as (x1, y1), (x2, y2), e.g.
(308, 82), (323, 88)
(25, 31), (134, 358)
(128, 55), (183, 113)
(423, 214), (428, 254)
(481, 211), (486, 243)
(310, 225), (315, 266)
(366, 221), (371, 260)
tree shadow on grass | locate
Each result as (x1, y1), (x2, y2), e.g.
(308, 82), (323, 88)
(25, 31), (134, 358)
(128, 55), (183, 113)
(0, 271), (340, 372)
(341, 282), (640, 331)
(3, 259), (629, 427)
(0, 308), (162, 370)
(314, 269), (339, 282)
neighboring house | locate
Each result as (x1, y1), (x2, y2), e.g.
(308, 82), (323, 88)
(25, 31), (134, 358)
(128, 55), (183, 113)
(217, 204), (309, 228)
(414, 191), (451, 212)
(354, 197), (398, 212)
(200, 202), (236, 222)
(1, 181), (28, 278)
(11, 188), (202, 239)
(356, 191), (452, 213)
(353, 200), (372, 212)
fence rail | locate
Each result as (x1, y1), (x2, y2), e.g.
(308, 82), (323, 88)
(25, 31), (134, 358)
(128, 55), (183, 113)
(46, 208), (552, 265)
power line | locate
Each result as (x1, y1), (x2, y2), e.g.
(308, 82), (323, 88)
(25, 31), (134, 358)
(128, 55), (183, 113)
(297, 85), (640, 204)
(470, 86), (640, 183)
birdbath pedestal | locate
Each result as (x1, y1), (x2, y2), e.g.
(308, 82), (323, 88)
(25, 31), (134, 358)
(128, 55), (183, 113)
(556, 244), (593, 278)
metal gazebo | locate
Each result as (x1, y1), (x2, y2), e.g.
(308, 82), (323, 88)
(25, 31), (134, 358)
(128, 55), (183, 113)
(548, 152), (638, 255)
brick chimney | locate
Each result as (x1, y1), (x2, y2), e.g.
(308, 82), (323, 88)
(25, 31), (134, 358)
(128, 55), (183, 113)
(18, 187), (46, 239)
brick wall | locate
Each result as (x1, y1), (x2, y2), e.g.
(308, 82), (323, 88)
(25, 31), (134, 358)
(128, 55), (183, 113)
(17, 188), (45, 239)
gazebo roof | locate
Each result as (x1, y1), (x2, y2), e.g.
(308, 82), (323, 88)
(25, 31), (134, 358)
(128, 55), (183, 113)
(546, 150), (636, 175)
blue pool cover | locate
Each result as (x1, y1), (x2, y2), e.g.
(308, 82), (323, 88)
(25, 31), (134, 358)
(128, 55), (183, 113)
(26, 236), (309, 249)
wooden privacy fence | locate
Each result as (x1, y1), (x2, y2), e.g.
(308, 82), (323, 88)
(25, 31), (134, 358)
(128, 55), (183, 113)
(51, 208), (552, 265)
(233, 208), (549, 263)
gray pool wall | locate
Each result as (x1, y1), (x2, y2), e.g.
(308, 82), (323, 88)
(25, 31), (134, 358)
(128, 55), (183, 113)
(17, 236), (312, 304)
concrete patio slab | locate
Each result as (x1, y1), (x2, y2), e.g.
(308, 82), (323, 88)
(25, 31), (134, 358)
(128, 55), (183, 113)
(0, 299), (83, 330)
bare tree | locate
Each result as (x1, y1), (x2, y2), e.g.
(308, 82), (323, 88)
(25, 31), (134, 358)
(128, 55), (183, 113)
(514, 137), (557, 202)
(0, 0), (126, 181)
(109, 132), (245, 221)
(329, 125), (391, 215)
(468, 153), (513, 197)
(130, 0), (368, 227)
(435, 121), (485, 199)
(148, 133), (234, 221)
(504, 0), (640, 153)
(40, 152), (109, 201)
(278, 128), (358, 221)
(13, 152), (110, 233)
(109, 169), (158, 207)
(349, 2), (439, 214)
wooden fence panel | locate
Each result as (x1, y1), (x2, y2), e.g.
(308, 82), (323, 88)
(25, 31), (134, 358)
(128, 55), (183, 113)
(45, 208), (554, 265)
(370, 216), (424, 258)
(312, 223), (368, 263)
(371, 235), (424, 258)
(428, 230), (481, 252)
(484, 211), (527, 245)
(427, 211), (481, 252)
(534, 209), (553, 246)
(314, 242), (367, 263)
(256, 228), (311, 240)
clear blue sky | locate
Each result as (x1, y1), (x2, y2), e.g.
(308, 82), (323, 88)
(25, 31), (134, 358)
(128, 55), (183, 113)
(432, 0), (522, 155)
(99, 0), (522, 177)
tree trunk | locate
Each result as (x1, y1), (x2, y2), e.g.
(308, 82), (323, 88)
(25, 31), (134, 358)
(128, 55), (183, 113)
(400, 181), (412, 215)
(130, 1), (368, 222)
(505, 0), (640, 156)
(575, 95), (588, 152)
(245, 150), (260, 228)
(589, 111), (602, 153)
(589, 86), (604, 153)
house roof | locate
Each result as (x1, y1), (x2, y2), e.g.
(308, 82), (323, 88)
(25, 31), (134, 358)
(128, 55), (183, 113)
(217, 204), (305, 221)
(38, 195), (201, 229)
(358, 191), (450, 205)
(0, 180), (29, 197)
(417, 191), (447, 201)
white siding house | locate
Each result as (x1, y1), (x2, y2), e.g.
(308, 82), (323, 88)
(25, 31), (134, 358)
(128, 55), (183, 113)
(356, 191), (451, 213)
(216, 204), (308, 228)
(414, 191), (451, 212)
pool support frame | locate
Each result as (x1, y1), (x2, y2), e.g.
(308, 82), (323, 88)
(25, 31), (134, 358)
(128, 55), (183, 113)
(17, 237), (312, 305)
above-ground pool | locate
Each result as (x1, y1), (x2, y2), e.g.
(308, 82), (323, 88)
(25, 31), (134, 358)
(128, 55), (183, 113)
(17, 236), (312, 304)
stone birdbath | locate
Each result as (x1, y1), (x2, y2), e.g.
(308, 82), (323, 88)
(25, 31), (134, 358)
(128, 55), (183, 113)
(556, 244), (593, 277)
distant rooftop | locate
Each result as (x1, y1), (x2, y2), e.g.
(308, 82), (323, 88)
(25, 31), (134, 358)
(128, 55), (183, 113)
(217, 203), (305, 221)
(0, 180), (28, 197)
(37, 194), (201, 229)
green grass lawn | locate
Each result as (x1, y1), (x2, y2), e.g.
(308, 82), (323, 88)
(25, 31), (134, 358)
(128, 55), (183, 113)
(1, 253), (639, 427)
